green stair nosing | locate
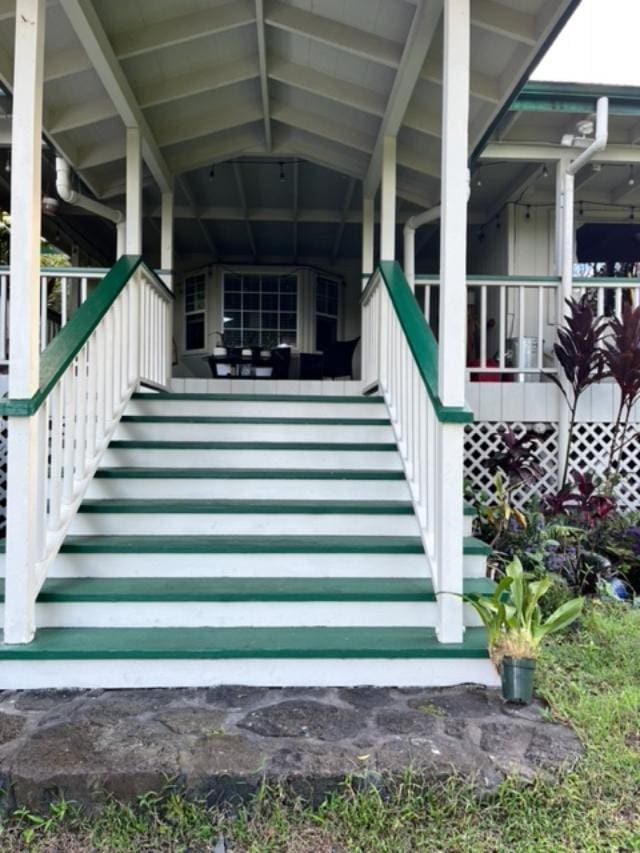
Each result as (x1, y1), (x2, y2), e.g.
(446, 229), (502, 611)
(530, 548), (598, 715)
(0, 577), (495, 605)
(463, 536), (492, 556)
(94, 468), (407, 481)
(108, 440), (397, 451)
(0, 626), (491, 660)
(132, 393), (384, 404)
(55, 535), (427, 555)
(78, 499), (415, 515)
(464, 503), (476, 516)
(121, 416), (391, 426)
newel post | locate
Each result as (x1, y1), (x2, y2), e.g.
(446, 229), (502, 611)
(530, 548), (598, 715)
(5, 0), (47, 643)
(436, 0), (470, 644)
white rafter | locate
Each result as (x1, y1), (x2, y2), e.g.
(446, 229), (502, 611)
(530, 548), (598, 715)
(363, 0), (443, 197)
(265, 1), (403, 67)
(482, 143), (640, 163)
(136, 58), (259, 111)
(471, 0), (537, 45)
(255, 0), (272, 152)
(486, 163), (542, 220)
(165, 127), (265, 174)
(331, 177), (356, 262)
(233, 161), (257, 260)
(421, 53), (499, 104)
(59, 0), (172, 192)
(155, 104), (264, 149)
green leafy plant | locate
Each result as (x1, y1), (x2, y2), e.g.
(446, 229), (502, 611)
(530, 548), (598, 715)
(465, 556), (585, 662)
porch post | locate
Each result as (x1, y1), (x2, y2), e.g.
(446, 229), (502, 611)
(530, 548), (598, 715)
(125, 127), (142, 255)
(436, 0), (470, 644)
(5, 0), (47, 643)
(380, 136), (396, 261)
(361, 195), (374, 285)
(116, 221), (126, 258)
(160, 188), (174, 290)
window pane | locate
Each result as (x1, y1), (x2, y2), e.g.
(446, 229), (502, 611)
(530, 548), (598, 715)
(225, 275), (241, 292)
(185, 314), (205, 350)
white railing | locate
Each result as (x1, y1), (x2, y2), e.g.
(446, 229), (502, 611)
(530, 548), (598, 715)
(0, 266), (108, 363)
(3, 257), (172, 643)
(415, 274), (640, 380)
(363, 262), (469, 644)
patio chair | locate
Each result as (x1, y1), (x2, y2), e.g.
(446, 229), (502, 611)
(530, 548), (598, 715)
(322, 337), (360, 379)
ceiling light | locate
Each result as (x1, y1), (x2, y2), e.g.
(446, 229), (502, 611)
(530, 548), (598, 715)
(628, 165), (635, 186)
(209, 165), (215, 181)
(576, 118), (594, 137)
(631, 207), (636, 221)
(279, 162), (285, 181)
(525, 206), (531, 220)
(541, 164), (549, 179)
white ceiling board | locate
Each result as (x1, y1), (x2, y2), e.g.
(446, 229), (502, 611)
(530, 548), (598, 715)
(270, 79), (380, 137)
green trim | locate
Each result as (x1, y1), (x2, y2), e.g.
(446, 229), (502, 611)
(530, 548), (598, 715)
(78, 498), (414, 515)
(0, 576), (494, 604)
(372, 262), (473, 424)
(469, 0), (583, 165)
(0, 626), (490, 660)
(109, 440), (397, 451)
(0, 257), (173, 417)
(94, 467), (407, 480)
(121, 416), (390, 426)
(464, 536), (492, 556)
(56, 535), (427, 554)
(133, 393), (383, 403)
(513, 82), (640, 115)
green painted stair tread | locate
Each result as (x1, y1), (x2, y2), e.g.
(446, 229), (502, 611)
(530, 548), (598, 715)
(0, 577), (496, 604)
(0, 626), (491, 660)
(78, 498), (415, 515)
(56, 535), (427, 554)
(463, 536), (492, 556)
(132, 393), (384, 403)
(121, 416), (391, 426)
(108, 440), (397, 451)
(464, 502), (476, 516)
(94, 468), (407, 480)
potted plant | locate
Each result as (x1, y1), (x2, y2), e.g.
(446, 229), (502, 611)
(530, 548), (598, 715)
(465, 557), (584, 703)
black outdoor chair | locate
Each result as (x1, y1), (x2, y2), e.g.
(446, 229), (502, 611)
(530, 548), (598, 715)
(322, 337), (360, 379)
(271, 346), (291, 379)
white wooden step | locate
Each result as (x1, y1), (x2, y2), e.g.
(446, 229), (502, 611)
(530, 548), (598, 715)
(113, 421), (395, 443)
(126, 399), (387, 419)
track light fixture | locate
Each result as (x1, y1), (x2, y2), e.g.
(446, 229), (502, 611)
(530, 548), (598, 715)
(209, 165), (215, 181)
(279, 162), (285, 181)
(628, 165), (635, 187)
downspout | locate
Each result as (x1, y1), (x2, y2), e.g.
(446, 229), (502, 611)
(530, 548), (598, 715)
(56, 157), (124, 225)
(561, 97), (609, 307)
(403, 205), (441, 291)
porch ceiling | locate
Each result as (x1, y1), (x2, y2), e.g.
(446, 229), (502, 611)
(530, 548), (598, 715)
(0, 0), (579, 262)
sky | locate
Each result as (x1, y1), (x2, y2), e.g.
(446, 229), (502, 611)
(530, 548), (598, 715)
(532, 0), (640, 86)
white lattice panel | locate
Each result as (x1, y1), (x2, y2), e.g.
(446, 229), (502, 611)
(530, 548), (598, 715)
(466, 420), (640, 510)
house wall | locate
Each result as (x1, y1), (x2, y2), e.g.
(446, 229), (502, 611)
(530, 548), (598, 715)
(172, 255), (363, 379)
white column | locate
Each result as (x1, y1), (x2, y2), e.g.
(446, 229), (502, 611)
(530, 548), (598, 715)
(116, 221), (126, 258)
(403, 226), (415, 291)
(435, 0), (470, 645)
(5, 0), (46, 644)
(439, 0), (470, 408)
(361, 195), (374, 284)
(125, 127), (142, 255)
(380, 136), (396, 261)
(160, 189), (174, 290)
(554, 159), (564, 278)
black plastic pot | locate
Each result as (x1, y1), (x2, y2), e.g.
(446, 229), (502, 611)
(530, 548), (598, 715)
(501, 656), (536, 704)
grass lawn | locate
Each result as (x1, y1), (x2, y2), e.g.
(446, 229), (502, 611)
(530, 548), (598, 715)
(1, 602), (639, 852)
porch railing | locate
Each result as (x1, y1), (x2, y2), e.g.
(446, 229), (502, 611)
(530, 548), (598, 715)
(362, 261), (472, 643)
(0, 266), (109, 363)
(415, 274), (640, 379)
(1, 255), (173, 643)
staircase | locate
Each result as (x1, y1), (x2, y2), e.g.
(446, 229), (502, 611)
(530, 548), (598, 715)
(0, 382), (497, 689)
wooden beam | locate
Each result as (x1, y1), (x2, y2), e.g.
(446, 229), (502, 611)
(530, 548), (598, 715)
(255, 0), (272, 152)
(482, 143), (640, 163)
(331, 177), (356, 262)
(471, 0), (537, 46)
(265, 0), (403, 68)
(363, 0), (443, 196)
(59, 0), (172, 192)
(268, 58), (386, 118)
(232, 161), (257, 260)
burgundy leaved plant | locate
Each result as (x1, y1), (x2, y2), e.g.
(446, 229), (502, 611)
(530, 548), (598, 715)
(601, 303), (640, 480)
(549, 296), (608, 487)
(542, 470), (616, 528)
(484, 428), (545, 487)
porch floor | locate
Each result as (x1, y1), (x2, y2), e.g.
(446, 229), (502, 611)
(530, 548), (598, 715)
(0, 684), (581, 811)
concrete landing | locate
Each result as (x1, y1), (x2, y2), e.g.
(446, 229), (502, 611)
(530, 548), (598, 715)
(0, 685), (581, 811)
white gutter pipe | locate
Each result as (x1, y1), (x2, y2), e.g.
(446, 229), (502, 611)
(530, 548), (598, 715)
(403, 205), (441, 291)
(56, 156), (124, 225)
(561, 97), (608, 306)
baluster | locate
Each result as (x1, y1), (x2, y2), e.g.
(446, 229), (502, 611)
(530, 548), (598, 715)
(498, 286), (506, 369)
(615, 287), (622, 319)
(73, 348), (88, 483)
(40, 276), (47, 350)
(61, 276), (68, 327)
(537, 287), (544, 371)
(112, 297), (122, 409)
(61, 368), (76, 505)
(95, 323), (107, 443)
(81, 276), (88, 305)
(597, 287), (605, 317)
(85, 333), (98, 461)
(480, 285), (487, 368)
(0, 274), (7, 360)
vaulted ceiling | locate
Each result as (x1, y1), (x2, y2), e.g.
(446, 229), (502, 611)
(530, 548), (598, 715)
(0, 0), (580, 263)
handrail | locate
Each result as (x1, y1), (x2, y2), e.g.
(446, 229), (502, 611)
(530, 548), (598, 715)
(0, 256), (172, 416)
(363, 261), (472, 424)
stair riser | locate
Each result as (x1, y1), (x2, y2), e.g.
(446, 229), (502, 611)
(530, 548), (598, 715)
(463, 554), (488, 578)
(0, 601), (483, 629)
(69, 513), (421, 537)
(86, 478), (412, 501)
(127, 400), (388, 419)
(464, 516), (473, 537)
(0, 553), (431, 579)
(114, 423), (394, 443)
(0, 658), (500, 689)
(101, 448), (403, 470)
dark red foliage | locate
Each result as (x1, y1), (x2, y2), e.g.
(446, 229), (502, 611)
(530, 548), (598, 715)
(542, 470), (616, 527)
(601, 303), (640, 411)
(484, 428), (546, 486)
(548, 296), (607, 402)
